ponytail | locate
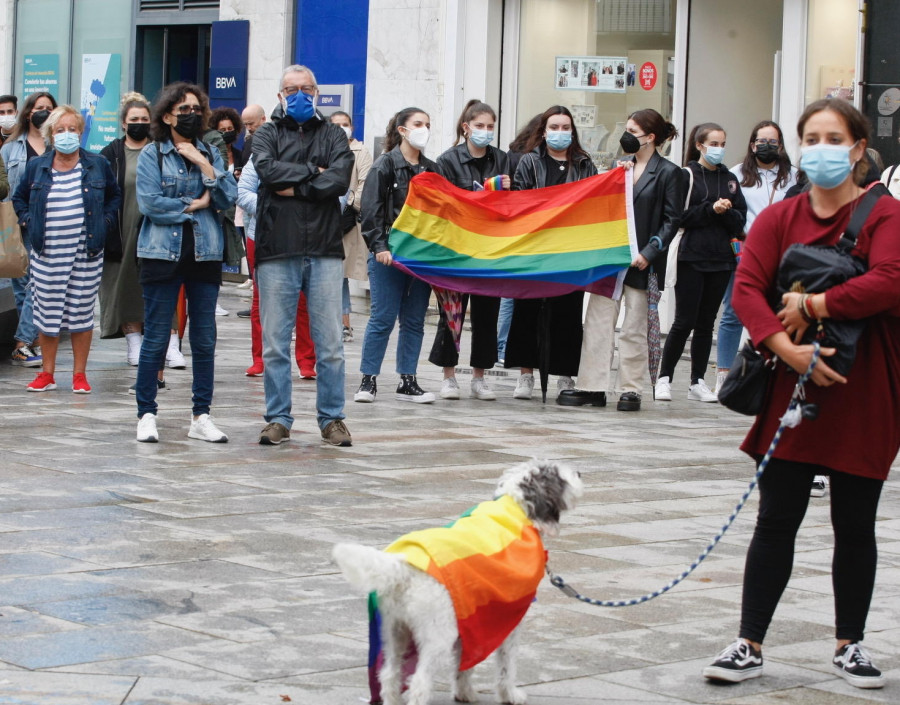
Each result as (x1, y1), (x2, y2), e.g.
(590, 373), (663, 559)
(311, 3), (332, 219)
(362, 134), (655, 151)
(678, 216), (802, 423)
(455, 99), (496, 145)
(383, 106), (427, 153)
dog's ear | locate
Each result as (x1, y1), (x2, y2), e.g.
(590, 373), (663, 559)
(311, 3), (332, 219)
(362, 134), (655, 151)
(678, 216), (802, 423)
(520, 461), (570, 526)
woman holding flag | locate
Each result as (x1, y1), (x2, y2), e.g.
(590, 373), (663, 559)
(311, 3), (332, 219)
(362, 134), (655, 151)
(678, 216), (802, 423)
(429, 99), (510, 401)
(355, 107), (441, 404)
(505, 105), (597, 401)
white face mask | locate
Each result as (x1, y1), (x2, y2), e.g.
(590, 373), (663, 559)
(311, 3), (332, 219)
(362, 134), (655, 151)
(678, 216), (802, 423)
(0, 115), (16, 131)
(404, 126), (429, 151)
(341, 125), (353, 140)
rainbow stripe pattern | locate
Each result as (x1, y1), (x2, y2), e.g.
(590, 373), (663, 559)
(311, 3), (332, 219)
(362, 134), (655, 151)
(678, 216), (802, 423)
(389, 169), (636, 299)
(383, 494), (546, 671)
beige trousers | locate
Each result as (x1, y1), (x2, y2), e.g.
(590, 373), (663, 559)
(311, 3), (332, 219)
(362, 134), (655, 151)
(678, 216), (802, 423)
(576, 285), (649, 394)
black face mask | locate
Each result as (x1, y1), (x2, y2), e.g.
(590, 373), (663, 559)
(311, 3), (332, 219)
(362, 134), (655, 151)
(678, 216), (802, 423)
(220, 129), (237, 145)
(619, 132), (642, 155)
(172, 113), (202, 139)
(30, 110), (50, 128)
(126, 123), (151, 141)
(755, 144), (779, 164)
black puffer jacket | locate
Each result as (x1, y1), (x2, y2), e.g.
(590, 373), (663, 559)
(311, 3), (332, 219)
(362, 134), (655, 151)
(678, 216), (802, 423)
(252, 106), (354, 262)
(513, 146), (597, 189)
(361, 146), (441, 254)
(436, 143), (509, 190)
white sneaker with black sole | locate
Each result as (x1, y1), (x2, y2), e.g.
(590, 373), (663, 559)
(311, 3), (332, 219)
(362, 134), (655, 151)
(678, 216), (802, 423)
(703, 639), (763, 682)
(833, 642), (885, 689)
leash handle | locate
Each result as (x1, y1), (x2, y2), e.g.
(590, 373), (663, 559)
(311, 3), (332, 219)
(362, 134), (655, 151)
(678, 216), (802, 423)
(547, 343), (821, 608)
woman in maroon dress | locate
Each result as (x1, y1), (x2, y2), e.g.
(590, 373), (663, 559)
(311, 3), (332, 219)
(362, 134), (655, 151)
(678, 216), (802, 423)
(703, 99), (900, 689)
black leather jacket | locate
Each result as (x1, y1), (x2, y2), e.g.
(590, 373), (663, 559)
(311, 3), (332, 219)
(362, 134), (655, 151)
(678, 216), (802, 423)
(361, 146), (441, 254)
(252, 106), (354, 262)
(513, 146), (597, 190)
(436, 143), (509, 190)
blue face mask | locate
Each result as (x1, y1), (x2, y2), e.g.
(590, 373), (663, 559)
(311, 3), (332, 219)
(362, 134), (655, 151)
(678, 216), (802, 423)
(703, 145), (725, 166)
(800, 143), (857, 189)
(284, 91), (316, 123)
(546, 130), (572, 151)
(468, 129), (494, 148)
(54, 132), (80, 155)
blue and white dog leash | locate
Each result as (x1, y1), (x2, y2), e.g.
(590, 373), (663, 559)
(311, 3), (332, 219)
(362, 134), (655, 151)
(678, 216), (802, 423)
(546, 343), (822, 607)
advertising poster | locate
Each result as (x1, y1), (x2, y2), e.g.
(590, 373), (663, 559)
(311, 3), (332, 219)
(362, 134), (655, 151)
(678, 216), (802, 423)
(555, 56), (627, 93)
(23, 54), (59, 96)
(80, 54), (121, 152)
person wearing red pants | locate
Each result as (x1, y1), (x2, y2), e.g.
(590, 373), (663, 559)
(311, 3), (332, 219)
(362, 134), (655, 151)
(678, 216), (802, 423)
(238, 157), (316, 378)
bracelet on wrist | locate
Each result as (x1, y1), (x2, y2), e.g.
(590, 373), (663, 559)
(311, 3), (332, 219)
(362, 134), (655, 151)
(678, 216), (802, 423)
(797, 294), (813, 323)
(803, 294), (818, 321)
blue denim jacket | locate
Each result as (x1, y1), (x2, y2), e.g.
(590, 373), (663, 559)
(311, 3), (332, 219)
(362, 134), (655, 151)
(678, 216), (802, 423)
(135, 139), (237, 262)
(11, 149), (121, 257)
(0, 134), (28, 203)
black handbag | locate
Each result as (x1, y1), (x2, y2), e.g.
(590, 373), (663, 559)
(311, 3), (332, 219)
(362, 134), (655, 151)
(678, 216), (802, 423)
(718, 341), (775, 416)
(776, 186), (887, 377)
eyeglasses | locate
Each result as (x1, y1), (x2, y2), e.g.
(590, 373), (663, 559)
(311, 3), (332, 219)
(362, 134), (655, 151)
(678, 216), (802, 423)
(754, 138), (780, 147)
(173, 105), (203, 116)
(281, 85), (317, 97)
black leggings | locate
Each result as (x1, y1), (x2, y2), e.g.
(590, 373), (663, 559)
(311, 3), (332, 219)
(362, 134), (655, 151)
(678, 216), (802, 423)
(429, 294), (500, 369)
(739, 458), (883, 644)
(658, 262), (731, 383)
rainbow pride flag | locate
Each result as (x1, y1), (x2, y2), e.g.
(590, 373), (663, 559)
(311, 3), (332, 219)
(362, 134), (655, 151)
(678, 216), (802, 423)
(389, 169), (636, 299)
(367, 495), (546, 701)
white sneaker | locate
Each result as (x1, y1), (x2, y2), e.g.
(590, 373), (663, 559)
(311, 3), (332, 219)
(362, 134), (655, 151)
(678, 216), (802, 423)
(236, 278), (253, 289)
(188, 413), (229, 443)
(514, 373), (535, 400)
(166, 333), (186, 369)
(137, 413), (158, 443)
(125, 332), (142, 366)
(713, 369), (728, 397)
(470, 377), (497, 400)
(215, 304), (229, 316)
(557, 375), (575, 392)
(440, 376), (460, 400)
(688, 379), (719, 403)
(655, 376), (672, 401)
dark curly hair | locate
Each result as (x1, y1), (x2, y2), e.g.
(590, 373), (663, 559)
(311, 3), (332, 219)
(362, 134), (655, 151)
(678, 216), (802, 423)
(150, 82), (210, 142)
(209, 106), (242, 134)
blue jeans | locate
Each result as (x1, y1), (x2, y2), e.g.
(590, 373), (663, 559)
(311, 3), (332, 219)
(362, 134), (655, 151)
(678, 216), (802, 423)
(360, 254), (431, 376)
(717, 273), (744, 369)
(257, 255), (345, 431)
(12, 273), (37, 345)
(342, 278), (351, 316)
(496, 297), (514, 359)
(136, 278), (219, 418)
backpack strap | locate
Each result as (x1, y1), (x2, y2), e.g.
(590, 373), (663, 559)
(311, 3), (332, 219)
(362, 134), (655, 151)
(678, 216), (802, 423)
(838, 186), (887, 250)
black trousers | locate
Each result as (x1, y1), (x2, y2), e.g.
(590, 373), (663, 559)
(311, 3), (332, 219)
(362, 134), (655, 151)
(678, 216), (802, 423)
(658, 262), (731, 383)
(428, 294), (500, 369)
(739, 458), (883, 644)
(503, 292), (583, 376)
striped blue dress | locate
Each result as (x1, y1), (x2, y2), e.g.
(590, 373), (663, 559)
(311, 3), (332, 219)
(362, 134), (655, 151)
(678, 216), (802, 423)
(31, 163), (103, 336)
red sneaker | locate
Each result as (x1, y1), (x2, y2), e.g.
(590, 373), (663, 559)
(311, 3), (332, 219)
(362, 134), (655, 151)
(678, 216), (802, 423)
(72, 373), (92, 394)
(299, 368), (317, 379)
(245, 362), (264, 377)
(27, 372), (57, 392)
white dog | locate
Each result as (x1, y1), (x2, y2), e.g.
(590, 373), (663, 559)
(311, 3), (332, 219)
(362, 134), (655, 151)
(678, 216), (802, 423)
(332, 460), (583, 705)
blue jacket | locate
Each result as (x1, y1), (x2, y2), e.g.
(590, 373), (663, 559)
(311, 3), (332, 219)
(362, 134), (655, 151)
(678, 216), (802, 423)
(135, 139), (237, 262)
(12, 148), (121, 258)
(0, 134), (29, 203)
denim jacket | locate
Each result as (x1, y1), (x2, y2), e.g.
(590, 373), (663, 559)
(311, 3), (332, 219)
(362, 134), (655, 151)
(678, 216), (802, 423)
(11, 149), (121, 258)
(135, 139), (237, 262)
(0, 134), (29, 203)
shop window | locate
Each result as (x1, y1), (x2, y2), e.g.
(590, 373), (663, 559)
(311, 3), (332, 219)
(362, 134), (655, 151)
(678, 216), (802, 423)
(516, 0), (676, 171)
(139, 0), (219, 9)
(805, 0), (859, 105)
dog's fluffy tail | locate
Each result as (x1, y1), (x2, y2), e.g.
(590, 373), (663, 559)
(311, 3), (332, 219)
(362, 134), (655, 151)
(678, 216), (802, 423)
(332, 543), (409, 594)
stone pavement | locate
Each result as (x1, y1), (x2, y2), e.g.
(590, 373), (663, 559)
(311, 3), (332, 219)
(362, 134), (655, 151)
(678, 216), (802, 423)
(0, 282), (898, 705)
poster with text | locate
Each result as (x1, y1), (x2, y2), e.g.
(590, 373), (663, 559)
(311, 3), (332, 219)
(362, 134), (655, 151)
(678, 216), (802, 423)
(23, 55), (59, 96)
(555, 56), (627, 93)
(81, 54), (121, 152)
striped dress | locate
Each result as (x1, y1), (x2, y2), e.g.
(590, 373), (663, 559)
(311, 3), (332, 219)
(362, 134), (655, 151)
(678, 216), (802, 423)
(31, 163), (103, 336)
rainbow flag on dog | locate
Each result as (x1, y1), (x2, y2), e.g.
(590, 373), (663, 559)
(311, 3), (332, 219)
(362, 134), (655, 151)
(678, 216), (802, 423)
(388, 169), (637, 300)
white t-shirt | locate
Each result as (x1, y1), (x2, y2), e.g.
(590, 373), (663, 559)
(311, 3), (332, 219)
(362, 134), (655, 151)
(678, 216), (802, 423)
(729, 163), (798, 233)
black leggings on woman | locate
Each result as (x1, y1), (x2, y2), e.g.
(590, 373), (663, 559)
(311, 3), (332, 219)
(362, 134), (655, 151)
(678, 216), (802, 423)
(739, 458), (883, 644)
(658, 261), (732, 383)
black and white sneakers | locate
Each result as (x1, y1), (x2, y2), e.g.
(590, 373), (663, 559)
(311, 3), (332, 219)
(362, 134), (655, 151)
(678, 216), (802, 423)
(703, 639), (763, 682)
(354, 374), (377, 403)
(395, 374), (435, 403)
(833, 642), (885, 689)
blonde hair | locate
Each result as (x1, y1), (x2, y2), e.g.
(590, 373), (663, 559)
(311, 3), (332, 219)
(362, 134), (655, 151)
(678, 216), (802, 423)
(40, 105), (85, 143)
(120, 91), (151, 124)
